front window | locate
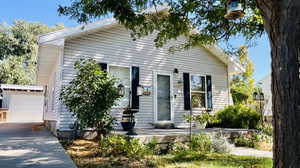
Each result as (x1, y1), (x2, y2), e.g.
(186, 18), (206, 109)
(190, 75), (206, 109)
(109, 65), (130, 107)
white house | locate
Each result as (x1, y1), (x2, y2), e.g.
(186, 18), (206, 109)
(0, 84), (44, 123)
(37, 18), (243, 136)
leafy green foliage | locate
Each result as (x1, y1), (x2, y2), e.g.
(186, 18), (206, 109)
(233, 134), (256, 148)
(216, 104), (261, 129)
(0, 20), (63, 84)
(60, 59), (121, 136)
(230, 46), (255, 105)
(63, 138), (273, 168)
(172, 133), (231, 156)
(0, 20), (64, 60)
(261, 124), (273, 136)
(185, 112), (216, 125)
(0, 57), (33, 85)
(145, 137), (160, 154)
(98, 135), (148, 158)
(58, 0), (264, 50)
(191, 133), (213, 152)
(233, 132), (272, 150)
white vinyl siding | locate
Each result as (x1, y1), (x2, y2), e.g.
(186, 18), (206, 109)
(58, 25), (230, 130)
(43, 49), (63, 123)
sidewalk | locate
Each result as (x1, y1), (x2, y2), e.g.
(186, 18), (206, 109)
(0, 123), (77, 168)
(230, 147), (273, 158)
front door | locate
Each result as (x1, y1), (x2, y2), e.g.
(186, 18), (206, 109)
(156, 74), (172, 122)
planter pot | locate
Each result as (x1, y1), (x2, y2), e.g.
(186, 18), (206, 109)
(195, 122), (207, 129)
(121, 122), (136, 131)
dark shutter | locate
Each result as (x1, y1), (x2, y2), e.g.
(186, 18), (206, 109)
(183, 73), (191, 110)
(206, 75), (213, 110)
(99, 62), (107, 72)
(131, 66), (139, 109)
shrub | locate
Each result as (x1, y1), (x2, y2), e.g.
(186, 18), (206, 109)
(233, 134), (255, 148)
(145, 138), (160, 154)
(216, 104), (260, 129)
(60, 59), (121, 138)
(211, 135), (232, 153)
(99, 135), (148, 158)
(185, 113), (216, 125)
(190, 133), (212, 152)
(261, 124), (273, 136)
(233, 132), (272, 149)
(171, 141), (190, 155)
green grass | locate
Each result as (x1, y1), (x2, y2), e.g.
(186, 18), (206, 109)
(153, 152), (272, 168)
(61, 139), (272, 168)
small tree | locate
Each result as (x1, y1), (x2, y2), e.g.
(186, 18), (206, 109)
(230, 46), (255, 105)
(60, 58), (121, 138)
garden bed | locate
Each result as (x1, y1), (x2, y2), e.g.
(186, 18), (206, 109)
(60, 138), (272, 168)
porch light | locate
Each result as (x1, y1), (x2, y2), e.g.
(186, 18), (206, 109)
(253, 91), (258, 100)
(253, 91), (264, 101)
(259, 92), (264, 100)
(224, 0), (245, 20)
(118, 84), (125, 97)
(173, 68), (179, 74)
(137, 85), (144, 96)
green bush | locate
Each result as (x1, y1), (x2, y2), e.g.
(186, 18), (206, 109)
(145, 138), (161, 154)
(216, 104), (260, 129)
(98, 135), (148, 158)
(191, 133), (212, 152)
(171, 141), (190, 155)
(261, 124), (273, 136)
(60, 59), (121, 137)
(233, 132), (272, 149)
(185, 113), (217, 126)
(233, 135), (255, 148)
(171, 133), (212, 155)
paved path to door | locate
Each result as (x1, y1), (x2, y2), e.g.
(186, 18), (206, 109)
(0, 123), (77, 168)
(230, 147), (273, 158)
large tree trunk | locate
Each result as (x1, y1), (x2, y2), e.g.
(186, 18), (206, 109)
(257, 0), (300, 167)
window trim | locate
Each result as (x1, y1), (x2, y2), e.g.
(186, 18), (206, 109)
(107, 64), (132, 108)
(189, 74), (207, 110)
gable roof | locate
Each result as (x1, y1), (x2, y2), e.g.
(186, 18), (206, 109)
(39, 18), (243, 73)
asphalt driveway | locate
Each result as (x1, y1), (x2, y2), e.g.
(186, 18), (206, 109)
(0, 123), (76, 168)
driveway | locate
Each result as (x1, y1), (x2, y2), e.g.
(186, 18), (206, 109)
(0, 123), (77, 168)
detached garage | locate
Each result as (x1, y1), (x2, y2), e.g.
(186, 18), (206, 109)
(0, 84), (44, 123)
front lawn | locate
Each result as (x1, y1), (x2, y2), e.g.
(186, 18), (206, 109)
(61, 139), (272, 168)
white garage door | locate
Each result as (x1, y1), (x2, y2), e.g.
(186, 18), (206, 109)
(8, 94), (44, 122)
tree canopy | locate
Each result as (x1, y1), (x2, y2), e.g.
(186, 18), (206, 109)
(0, 20), (64, 84)
(230, 46), (255, 104)
(58, 1), (300, 167)
(58, 0), (264, 49)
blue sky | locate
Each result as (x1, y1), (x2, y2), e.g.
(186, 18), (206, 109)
(0, 0), (271, 81)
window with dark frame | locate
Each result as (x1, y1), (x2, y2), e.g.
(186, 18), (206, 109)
(190, 75), (206, 109)
(108, 65), (131, 107)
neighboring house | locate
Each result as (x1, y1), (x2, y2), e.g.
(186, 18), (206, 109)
(37, 18), (243, 136)
(0, 84), (44, 123)
(260, 74), (272, 117)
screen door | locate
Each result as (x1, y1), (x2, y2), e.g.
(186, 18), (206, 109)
(157, 74), (171, 121)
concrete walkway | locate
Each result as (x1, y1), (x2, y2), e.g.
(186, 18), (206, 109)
(0, 123), (77, 168)
(230, 147), (273, 158)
